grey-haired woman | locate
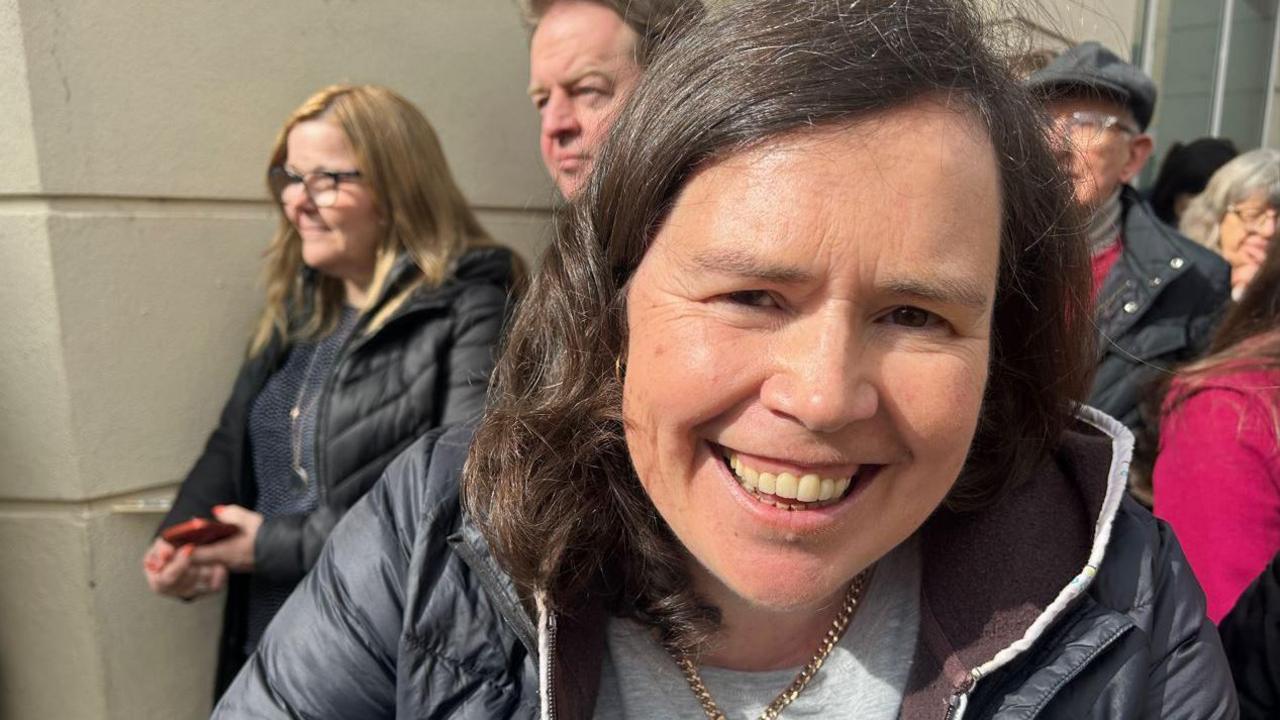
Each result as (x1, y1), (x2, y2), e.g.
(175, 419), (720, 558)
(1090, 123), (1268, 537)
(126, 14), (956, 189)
(1181, 148), (1280, 299)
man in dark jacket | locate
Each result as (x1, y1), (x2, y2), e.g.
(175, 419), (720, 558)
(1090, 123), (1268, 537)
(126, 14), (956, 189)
(1028, 43), (1231, 432)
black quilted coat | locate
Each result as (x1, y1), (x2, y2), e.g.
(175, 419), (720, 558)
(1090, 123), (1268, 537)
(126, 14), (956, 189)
(1218, 549), (1280, 720)
(157, 246), (515, 698)
(1090, 186), (1230, 432)
(214, 408), (1238, 719)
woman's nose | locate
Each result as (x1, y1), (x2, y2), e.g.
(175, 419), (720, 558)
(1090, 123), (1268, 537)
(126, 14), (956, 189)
(282, 186), (316, 220)
(759, 321), (878, 433)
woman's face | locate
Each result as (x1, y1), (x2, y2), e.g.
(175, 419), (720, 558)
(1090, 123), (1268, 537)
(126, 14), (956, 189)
(282, 119), (382, 292)
(622, 102), (1001, 615)
(1219, 189), (1277, 280)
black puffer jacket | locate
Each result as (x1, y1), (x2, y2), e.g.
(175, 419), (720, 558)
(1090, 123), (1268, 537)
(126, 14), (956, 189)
(1218, 549), (1280, 720)
(1090, 186), (1230, 431)
(215, 408), (1237, 719)
(158, 246), (515, 697)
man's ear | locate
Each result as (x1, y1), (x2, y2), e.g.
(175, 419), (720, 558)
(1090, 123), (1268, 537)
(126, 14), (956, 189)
(1119, 133), (1154, 184)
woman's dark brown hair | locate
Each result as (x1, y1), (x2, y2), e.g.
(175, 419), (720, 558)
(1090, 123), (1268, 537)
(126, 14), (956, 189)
(466, 0), (1092, 653)
(1159, 236), (1280, 431)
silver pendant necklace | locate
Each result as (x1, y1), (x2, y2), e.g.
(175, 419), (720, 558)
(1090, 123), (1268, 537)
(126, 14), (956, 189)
(289, 348), (324, 485)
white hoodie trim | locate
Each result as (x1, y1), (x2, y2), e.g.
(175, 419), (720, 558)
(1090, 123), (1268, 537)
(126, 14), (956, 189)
(967, 405), (1134, 684)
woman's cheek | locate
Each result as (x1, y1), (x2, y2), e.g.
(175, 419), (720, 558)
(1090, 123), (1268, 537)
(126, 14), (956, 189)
(881, 349), (988, 443)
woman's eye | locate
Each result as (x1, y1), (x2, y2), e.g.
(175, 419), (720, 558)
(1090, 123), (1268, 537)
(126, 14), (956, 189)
(882, 306), (939, 328)
(726, 290), (779, 308)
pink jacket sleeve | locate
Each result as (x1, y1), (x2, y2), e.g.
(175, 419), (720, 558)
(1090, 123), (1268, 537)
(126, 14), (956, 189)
(1153, 378), (1280, 623)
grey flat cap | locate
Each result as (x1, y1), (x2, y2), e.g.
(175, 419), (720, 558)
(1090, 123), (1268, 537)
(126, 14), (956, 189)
(1027, 41), (1157, 130)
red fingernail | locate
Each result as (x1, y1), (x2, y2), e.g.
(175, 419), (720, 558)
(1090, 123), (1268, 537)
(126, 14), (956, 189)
(181, 544), (194, 557)
(212, 505), (225, 513)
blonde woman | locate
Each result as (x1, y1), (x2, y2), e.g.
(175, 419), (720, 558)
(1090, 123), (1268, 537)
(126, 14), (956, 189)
(141, 84), (515, 697)
(1181, 148), (1280, 299)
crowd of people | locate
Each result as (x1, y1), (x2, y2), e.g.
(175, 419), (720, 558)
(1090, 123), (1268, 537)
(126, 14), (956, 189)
(138, 0), (1280, 717)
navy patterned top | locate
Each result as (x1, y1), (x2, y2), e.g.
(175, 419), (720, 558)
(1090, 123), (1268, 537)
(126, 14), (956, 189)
(243, 306), (359, 652)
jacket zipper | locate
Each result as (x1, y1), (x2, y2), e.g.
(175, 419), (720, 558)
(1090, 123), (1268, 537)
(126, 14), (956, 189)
(541, 611), (558, 720)
(309, 316), (365, 498)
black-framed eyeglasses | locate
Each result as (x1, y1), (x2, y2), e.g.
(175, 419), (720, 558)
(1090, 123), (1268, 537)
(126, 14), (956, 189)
(1051, 110), (1139, 141)
(267, 166), (362, 208)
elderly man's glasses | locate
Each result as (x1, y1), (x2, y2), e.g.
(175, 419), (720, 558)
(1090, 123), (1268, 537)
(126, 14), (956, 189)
(1052, 110), (1139, 141)
(1227, 204), (1278, 232)
(268, 166), (362, 208)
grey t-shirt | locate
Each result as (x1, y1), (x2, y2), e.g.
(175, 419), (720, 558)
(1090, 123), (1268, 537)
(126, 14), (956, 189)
(594, 536), (920, 720)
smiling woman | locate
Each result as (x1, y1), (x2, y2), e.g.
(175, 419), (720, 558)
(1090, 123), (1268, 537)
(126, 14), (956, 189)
(215, 3), (1236, 719)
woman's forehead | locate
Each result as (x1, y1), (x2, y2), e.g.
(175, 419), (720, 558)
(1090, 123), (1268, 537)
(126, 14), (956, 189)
(644, 103), (1001, 300)
(664, 107), (997, 237)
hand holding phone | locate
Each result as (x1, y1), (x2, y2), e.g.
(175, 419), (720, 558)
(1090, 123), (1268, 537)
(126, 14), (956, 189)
(161, 517), (239, 546)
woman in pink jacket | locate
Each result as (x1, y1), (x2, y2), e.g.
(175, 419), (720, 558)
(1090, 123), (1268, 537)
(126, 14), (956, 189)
(1154, 239), (1280, 622)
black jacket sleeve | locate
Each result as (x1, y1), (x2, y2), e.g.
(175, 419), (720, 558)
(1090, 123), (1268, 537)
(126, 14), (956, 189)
(213, 432), (448, 719)
(157, 353), (263, 534)
(1218, 551), (1280, 720)
(250, 282), (507, 585)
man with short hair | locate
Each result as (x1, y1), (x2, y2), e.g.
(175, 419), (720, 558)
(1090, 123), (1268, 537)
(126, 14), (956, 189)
(1029, 42), (1230, 431)
(522, 0), (698, 198)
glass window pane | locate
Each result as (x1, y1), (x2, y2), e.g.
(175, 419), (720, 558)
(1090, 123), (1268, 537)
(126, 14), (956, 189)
(1143, 0), (1227, 185)
(1219, 0), (1279, 150)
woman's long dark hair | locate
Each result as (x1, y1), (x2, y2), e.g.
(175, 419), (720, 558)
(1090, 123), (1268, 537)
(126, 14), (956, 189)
(1165, 239), (1280, 421)
(464, 0), (1092, 653)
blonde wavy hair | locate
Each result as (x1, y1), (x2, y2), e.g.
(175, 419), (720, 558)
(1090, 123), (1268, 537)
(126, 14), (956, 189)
(1179, 148), (1280, 253)
(250, 84), (492, 355)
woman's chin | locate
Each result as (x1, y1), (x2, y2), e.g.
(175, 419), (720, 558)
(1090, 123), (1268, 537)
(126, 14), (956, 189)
(701, 552), (862, 614)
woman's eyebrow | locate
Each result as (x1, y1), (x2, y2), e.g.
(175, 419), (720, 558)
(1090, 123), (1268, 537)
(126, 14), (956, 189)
(878, 276), (990, 310)
(690, 248), (989, 308)
(689, 248), (813, 284)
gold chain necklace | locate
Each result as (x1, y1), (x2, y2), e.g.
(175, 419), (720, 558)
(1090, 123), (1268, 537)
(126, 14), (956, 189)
(671, 567), (874, 720)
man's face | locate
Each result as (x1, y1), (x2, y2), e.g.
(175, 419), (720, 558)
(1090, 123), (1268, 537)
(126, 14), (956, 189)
(1044, 96), (1152, 210)
(528, 1), (641, 199)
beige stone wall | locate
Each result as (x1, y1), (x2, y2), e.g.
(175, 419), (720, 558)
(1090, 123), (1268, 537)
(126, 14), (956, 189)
(0, 1), (551, 717)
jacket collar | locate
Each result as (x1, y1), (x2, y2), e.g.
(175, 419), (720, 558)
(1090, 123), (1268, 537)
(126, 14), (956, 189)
(901, 406), (1132, 717)
(297, 245), (516, 329)
(372, 246), (516, 319)
(1094, 186), (1193, 346)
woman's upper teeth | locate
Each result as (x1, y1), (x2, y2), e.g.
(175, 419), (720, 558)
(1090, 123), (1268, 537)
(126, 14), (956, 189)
(728, 452), (853, 502)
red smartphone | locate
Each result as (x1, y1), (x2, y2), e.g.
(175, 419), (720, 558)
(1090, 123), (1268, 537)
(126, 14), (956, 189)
(161, 517), (238, 546)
